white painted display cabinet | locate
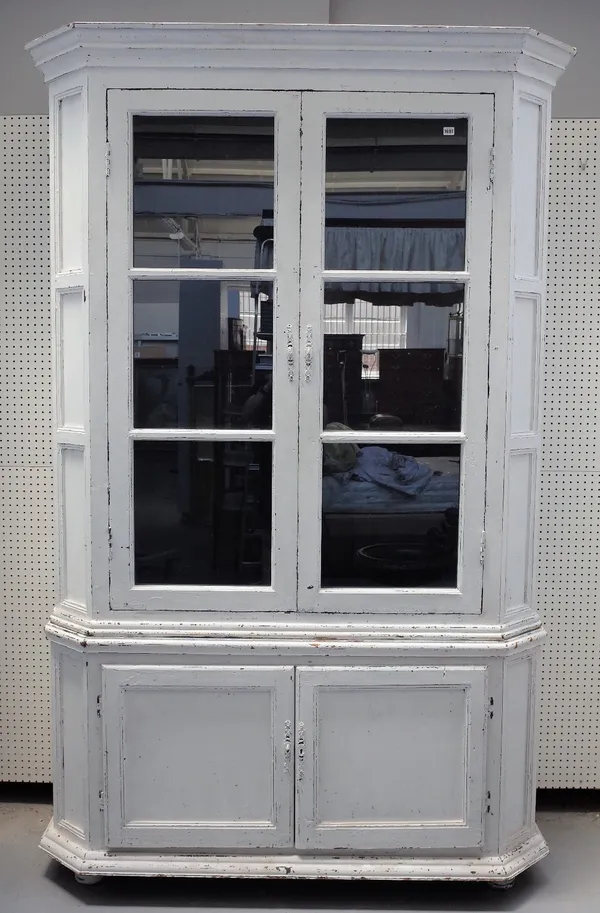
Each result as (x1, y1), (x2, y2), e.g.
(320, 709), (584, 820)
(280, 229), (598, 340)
(28, 22), (573, 885)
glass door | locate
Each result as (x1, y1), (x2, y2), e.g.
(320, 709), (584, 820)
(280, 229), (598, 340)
(298, 92), (494, 613)
(107, 90), (301, 611)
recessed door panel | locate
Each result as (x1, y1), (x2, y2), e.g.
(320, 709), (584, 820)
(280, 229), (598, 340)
(103, 665), (295, 848)
(296, 665), (487, 850)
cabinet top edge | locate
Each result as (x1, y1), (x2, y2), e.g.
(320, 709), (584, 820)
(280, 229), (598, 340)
(27, 22), (575, 86)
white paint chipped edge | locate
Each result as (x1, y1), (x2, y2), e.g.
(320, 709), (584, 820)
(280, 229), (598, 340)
(40, 819), (548, 882)
(27, 23), (575, 86)
(45, 610), (545, 655)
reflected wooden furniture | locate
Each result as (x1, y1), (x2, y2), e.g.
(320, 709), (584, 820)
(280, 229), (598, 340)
(378, 348), (448, 427)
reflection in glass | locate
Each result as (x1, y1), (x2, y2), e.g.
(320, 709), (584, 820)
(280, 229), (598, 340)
(322, 283), (464, 431)
(325, 118), (467, 272)
(133, 280), (273, 429)
(321, 443), (460, 589)
(133, 115), (274, 269)
(134, 441), (272, 585)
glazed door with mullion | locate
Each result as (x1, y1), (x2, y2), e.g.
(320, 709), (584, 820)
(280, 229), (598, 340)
(297, 91), (495, 614)
(106, 89), (302, 612)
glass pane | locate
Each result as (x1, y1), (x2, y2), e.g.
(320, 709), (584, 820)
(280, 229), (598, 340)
(134, 441), (272, 585)
(133, 116), (274, 269)
(321, 443), (460, 589)
(323, 283), (464, 431)
(325, 118), (467, 271)
(133, 280), (273, 429)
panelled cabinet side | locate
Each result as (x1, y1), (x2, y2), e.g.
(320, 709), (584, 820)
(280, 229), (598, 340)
(31, 23), (574, 885)
(50, 77), (91, 618)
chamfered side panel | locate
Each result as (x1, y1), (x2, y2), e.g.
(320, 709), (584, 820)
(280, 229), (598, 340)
(56, 91), (85, 273)
(59, 446), (87, 607)
(296, 666), (487, 850)
(500, 654), (536, 850)
(504, 451), (535, 613)
(103, 665), (294, 849)
(57, 289), (86, 431)
(514, 96), (543, 281)
(55, 650), (87, 837)
(510, 295), (540, 436)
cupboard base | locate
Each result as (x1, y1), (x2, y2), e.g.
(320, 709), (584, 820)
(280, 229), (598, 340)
(41, 820), (548, 884)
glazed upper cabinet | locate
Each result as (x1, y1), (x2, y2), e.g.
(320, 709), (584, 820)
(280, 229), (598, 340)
(107, 89), (493, 616)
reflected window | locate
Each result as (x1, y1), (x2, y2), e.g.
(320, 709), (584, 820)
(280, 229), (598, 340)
(321, 443), (460, 589)
(323, 283), (464, 432)
(325, 118), (467, 272)
(133, 115), (274, 269)
(134, 441), (272, 585)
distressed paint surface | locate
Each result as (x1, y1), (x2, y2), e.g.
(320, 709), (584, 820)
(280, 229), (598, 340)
(29, 21), (572, 884)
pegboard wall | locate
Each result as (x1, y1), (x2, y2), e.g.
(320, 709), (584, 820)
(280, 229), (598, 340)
(0, 116), (598, 786)
(537, 119), (600, 788)
(0, 117), (54, 782)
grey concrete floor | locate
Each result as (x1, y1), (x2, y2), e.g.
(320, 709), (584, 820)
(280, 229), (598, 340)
(1, 792), (600, 912)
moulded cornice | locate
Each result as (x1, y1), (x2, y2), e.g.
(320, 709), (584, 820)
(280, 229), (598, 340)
(27, 22), (575, 86)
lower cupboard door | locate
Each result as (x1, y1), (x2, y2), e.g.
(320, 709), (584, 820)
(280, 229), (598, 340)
(103, 664), (295, 848)
(295, 666), (487, 851)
